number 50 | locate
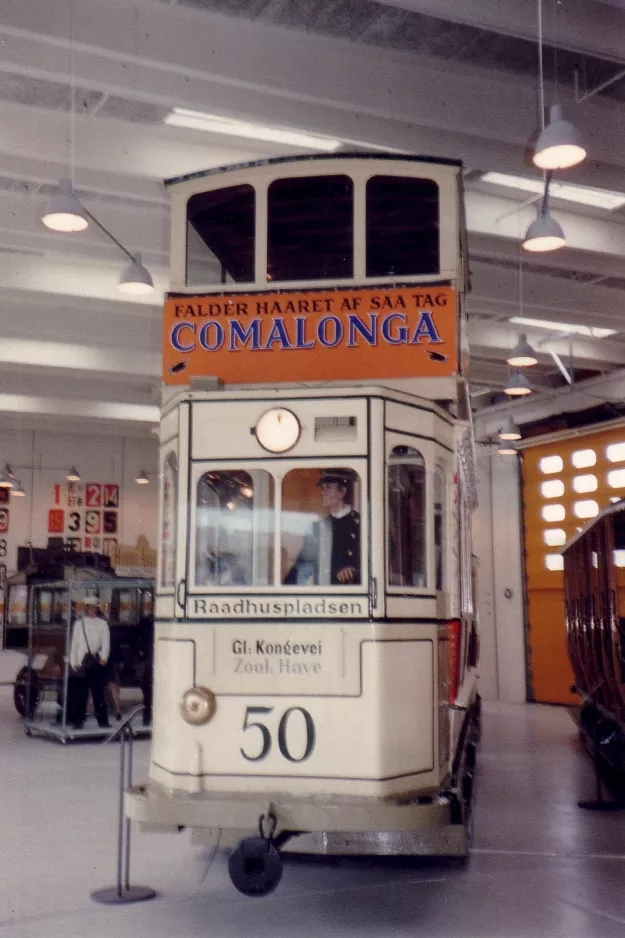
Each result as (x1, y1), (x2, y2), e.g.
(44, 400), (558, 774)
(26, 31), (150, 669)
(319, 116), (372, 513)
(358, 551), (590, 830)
(240, 706), (316, 763)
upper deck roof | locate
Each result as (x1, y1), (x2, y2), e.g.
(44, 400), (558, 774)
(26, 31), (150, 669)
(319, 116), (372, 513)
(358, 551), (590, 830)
(165, 152), (464, 189)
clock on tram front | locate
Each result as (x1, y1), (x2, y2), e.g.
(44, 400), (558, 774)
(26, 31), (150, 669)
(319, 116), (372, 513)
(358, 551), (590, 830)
(254, 407), (301, 453)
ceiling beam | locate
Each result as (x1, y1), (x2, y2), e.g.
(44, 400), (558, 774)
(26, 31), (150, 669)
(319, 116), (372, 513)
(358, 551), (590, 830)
(374, 0), (625, 67)
(0, 0), (623, 181)
(465, 191), (625, 262)
(469, 320), (625, 368)
(0, 391), (159, 424)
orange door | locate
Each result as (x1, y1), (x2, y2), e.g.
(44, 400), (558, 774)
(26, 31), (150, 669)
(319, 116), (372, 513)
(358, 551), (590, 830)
(522, 429), (625, 704)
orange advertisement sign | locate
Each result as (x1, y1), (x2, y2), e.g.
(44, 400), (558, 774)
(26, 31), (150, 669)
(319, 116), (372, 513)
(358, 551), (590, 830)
(163, 285), (457, 385)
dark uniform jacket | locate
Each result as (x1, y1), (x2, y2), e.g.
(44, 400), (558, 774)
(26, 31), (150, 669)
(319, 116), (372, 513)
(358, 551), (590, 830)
(285, 509), (361, 585)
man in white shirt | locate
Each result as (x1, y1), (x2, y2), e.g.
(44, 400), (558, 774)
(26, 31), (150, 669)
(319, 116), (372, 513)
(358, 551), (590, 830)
(68, 594), (111, 729)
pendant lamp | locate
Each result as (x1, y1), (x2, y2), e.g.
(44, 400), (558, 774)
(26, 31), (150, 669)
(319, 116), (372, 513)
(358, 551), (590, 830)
(135, 470), (150, 485)
(118, 254), (154, 296)
(0, 465), (14, 488)
(42, 179), (89, 232)
(504, 370), (532, 397)
(507, 334), (538, 367)
(497, 443), (518, 456)
(11, 480), (26, 496)
(534, 105), (586, 171)
(522, 207), (566, 253)
(499, 417), (522, 441)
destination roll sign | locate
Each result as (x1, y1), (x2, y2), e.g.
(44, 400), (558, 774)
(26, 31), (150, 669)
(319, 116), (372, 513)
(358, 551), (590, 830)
(162, 285), (457, 385)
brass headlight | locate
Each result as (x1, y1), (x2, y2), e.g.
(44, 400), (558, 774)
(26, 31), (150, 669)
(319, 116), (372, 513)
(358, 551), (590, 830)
(180, 686), (216, 725)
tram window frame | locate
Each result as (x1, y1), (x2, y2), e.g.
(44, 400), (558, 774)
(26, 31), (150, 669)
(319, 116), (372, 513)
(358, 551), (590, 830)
(193, 468), (275, 590)
(365, 175), (440, 279)
(387, 446), (428, 591)
(186, 184), (256, 287)
(161, 452), (178, 591)
(434, 466), (447, 593)
(188, 461), (368, 593)
(267, 175), (354, 283)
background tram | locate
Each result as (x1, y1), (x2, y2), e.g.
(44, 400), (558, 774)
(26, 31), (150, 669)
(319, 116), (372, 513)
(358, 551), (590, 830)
(563, 500), (625, 778)
(127, 154), (481, 895)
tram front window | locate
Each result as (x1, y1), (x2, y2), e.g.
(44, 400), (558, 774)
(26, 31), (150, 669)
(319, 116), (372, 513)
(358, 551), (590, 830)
(388, 446), (427, 588)
(282, 468), (361, 586)
(195, 470), (274, 587)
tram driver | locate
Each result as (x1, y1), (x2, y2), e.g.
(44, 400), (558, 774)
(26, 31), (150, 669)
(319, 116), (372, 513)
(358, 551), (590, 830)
(284, 469), (361, 586)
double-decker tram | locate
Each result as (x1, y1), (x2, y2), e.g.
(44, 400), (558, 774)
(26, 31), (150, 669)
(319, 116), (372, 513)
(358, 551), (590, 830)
(127, 154), (481, 895)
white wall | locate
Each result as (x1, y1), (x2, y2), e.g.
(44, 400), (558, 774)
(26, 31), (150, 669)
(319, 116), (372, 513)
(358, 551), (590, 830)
(0, 429), (158, 575)
(473, 419), (527, 703)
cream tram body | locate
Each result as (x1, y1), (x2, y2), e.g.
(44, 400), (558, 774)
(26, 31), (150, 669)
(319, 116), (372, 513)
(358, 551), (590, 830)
(128, 155), (479, 872)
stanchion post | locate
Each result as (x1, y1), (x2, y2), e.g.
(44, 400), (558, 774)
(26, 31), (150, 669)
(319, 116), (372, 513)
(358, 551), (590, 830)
(91, 710), (158, 904)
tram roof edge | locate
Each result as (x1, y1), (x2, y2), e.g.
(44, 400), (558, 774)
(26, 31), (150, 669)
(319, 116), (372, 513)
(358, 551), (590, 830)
(164, 152), (464, 189)
(562, 498), (625, 554)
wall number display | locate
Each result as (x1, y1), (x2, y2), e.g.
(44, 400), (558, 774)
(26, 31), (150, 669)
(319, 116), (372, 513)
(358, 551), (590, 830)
(104, 484), (119, 508)
(48, 509), (64, 533)
(240, 706), (316, 763)
(103, 510), (118, 534)
(85, 510), (101, 535)
(68, 512), (81, 533)
(86, 484), (102, 507)
(0, 538), (7, 558)
(51, 481), (121, 553)
(0, 509), (9, 534)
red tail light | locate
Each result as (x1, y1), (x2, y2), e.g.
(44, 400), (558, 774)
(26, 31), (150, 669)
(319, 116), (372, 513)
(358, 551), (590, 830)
(448, 619), (462, 704)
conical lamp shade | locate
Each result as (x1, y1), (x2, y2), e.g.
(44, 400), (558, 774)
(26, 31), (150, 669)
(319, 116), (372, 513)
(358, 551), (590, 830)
(522, 209), (566, 253)
(135, 470), (150, 484)
(118, 254), (154, 296)
(11, 480), (26, 496)
(499, 417), (522, 441)
(534, 105), (586, 171)
(0, 464), (13, 488)
(497, 443), (518, 456)
(507, 333), (538, 367)
(42, 179), (89, 232)
(504, 370), (532, 396)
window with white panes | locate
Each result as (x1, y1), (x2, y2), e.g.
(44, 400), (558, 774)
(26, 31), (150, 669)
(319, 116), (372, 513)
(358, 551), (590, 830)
(539, 455), (563, 474)
(607, 442), (625, 463)
(571, 449), (596, 469)
(573, 474), (598, 493)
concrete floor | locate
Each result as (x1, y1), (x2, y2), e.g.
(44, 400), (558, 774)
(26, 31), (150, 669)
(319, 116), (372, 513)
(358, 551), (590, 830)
(1, 689), (625, 937)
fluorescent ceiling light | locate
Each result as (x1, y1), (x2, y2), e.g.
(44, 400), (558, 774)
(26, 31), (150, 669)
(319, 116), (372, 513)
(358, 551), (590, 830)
(509, 316), (616, 339)
(481, 171), (625, 212)
(164, 108), (341, 152)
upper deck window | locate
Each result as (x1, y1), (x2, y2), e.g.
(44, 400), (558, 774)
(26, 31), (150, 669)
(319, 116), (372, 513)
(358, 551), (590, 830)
(186, 184), (255, 286)
(366, 176), (439, 278)
(267, 175), (353, 282)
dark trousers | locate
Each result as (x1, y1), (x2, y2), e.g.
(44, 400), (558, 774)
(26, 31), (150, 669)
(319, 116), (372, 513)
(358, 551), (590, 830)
(69, 664), (109, 727)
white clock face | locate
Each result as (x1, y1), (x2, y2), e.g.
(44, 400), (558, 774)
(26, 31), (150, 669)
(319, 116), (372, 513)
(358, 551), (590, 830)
(254, 408), (301, 454)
